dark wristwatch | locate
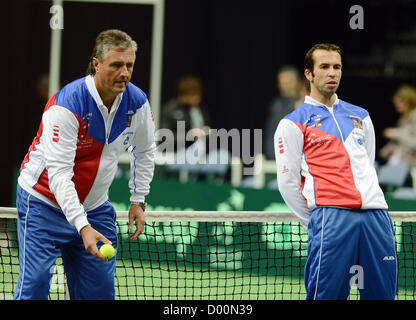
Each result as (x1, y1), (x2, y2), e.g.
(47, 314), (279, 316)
(131, 202), (147, 211)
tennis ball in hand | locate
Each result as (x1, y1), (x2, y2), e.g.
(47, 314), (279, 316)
(100, 243), (115, 260)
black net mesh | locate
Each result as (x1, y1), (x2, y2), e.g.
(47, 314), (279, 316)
(1, 217), (415, 300)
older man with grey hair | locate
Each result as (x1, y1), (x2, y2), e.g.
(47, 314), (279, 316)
(14, 29), (156, 300)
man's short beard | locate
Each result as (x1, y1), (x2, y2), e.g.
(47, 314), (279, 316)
(321, 88), (336, 98)
(310, 73), (337, 98)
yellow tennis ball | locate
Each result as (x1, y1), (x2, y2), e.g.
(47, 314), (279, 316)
(100, 243), (115, 260)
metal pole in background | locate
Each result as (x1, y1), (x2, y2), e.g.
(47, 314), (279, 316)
(48, 0), (63, 96)
(149, 0), (165, 129)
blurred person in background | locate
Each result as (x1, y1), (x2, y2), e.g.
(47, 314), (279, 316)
(35, 73), (50, 103)
(379, 84), (416, 187)
(160, 75), (211, 180)
(161, 74), (210, 149)
(264, 65), (305, 160)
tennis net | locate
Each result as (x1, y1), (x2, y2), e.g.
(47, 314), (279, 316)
(1, 207), (416, 300)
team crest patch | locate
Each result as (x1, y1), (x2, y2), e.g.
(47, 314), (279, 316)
(351, 117), (363, 129)
(126, 115), (132, 127)
(315, 118), (322, 127)
(126, 110), (134, 127)
(82, 113), (92, 128)
(307, 114), (323, 128)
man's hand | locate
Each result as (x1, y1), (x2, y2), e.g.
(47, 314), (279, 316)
(80, 224), (112, 261)
(128, 204), (146, 240)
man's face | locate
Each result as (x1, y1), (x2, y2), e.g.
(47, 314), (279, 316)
(305, 49), (342, 98)
(277, 71), (299, 99)
(179, 93), (202, 108)
(393, 96), (408, 115)
(93, 48), (135, 97)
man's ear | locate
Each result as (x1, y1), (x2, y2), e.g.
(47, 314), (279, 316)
(304, 69), (313, 82)
(92, 57), (100, 73)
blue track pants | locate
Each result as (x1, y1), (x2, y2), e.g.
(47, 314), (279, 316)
(304, 207), (397, 300)
(14, 184), (118, 300)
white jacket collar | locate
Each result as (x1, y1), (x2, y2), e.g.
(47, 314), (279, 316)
(85, 75), (123, 114)
(304, 94), (339, 108)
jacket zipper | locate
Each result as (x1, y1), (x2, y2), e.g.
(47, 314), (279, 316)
(326, 106), (344, 142)
(100, 107), (116, 145)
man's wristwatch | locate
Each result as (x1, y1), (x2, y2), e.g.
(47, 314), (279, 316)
(131, 202), (147, 211)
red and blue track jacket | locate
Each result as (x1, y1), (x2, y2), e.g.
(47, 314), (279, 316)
(18, 75), (156, 232)
(274, 95), (388, 229)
